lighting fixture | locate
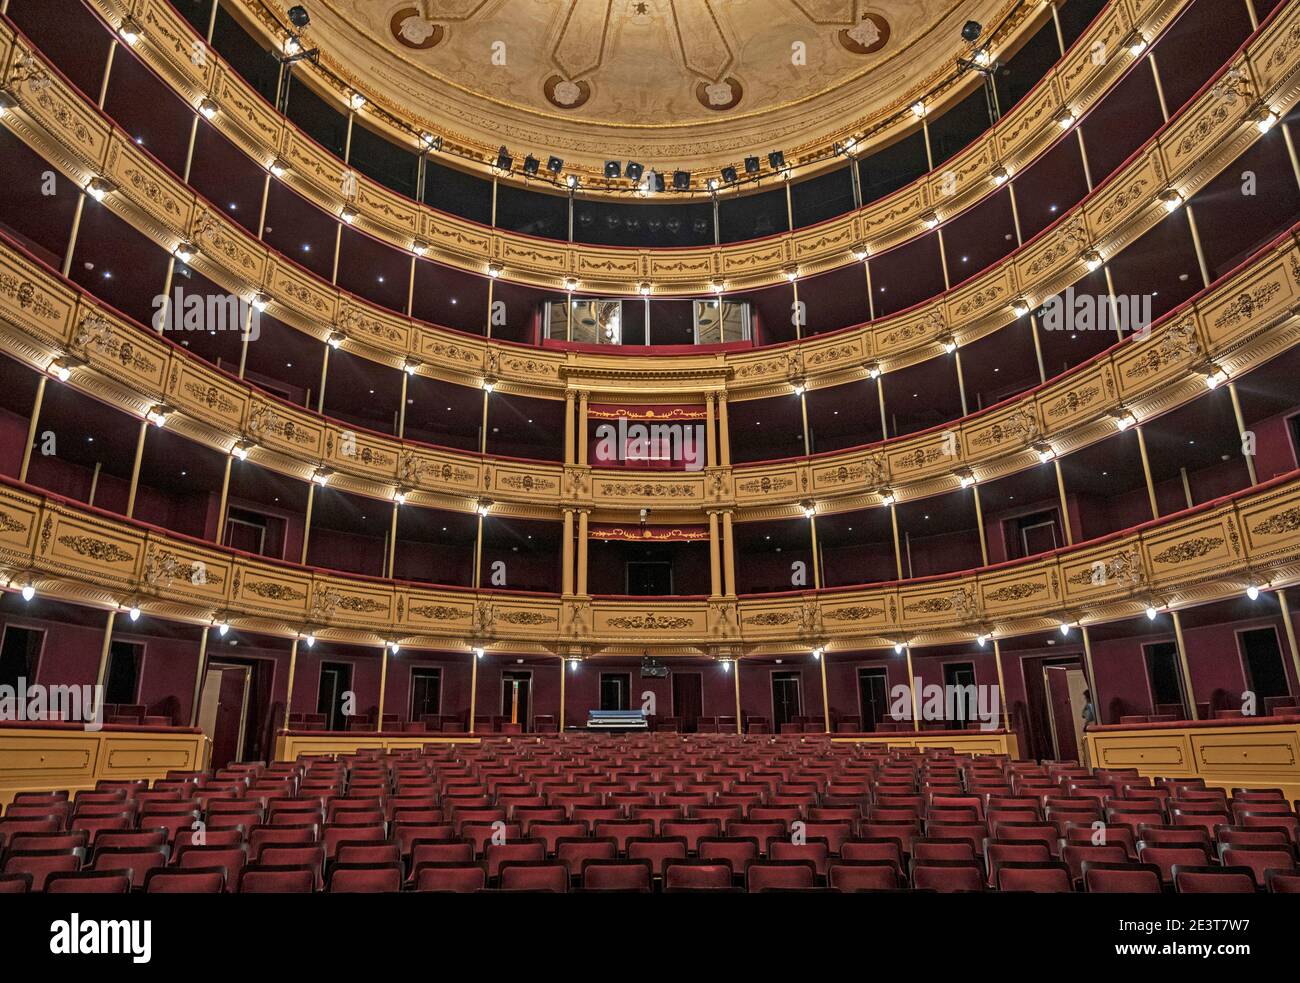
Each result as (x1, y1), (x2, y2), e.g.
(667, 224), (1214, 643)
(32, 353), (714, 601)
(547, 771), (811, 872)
(604, 160), (622, 180)
(349, 91), (366, 111)
(1246, 583), (1261, 601)
(20, 584), (35, 602)
(812, 647), (823, 660)
(783, 266), (799, 282)
(563, 277), (579, 292)
(474, 647), (486, 659)
(284, 36), (303, 57)
(522, 155), (540, 177)
(911, 101), (926, 118)
(477, 499), (492, 517)
(1253, 105), (1279, 133)
(389, 641), (400, 654)
(146, 404), (170, 427)
(545, 156), (564, 175)
(269, 157), (289, 178)
(626, 161), (644, 182)
(974, 48), (993, 68)
(1011, 297), (1031, 317)
(707, 178), (719, 192)
(494, 147), (513, 172)
(1128, 32), (1148, 56)
(922, 211), (939, 230)
(482, 375), (497, 393)
(305, 633), (315, 648)
(85, 177), (115, 202)
(801, 501), (816, 519)
(767, 151), (785, 171)
(672, 170), (691, 191)
(340, 206), (357, 224)
(327, 330), (344, 349)
(487, 262), (503, 279)
(50, 357), (74, 382)
(128, 605), (141, 622)
(957, 469), (975, 489)
(1055, 107), (1076, 129)
(119, 17), (142, 45)
(251, 292), (270, 312)
(1111, 406), (1137, 430)
(710, 281), (725, 294)
(173, 240), (197, 264)
(853, 243), (870, 262)
(865, 361), (881, 380)
(722, 660), (732, 673)
(569, 658), (579, 670)
(744, 156), (760, 175)
(1200, 363), (1228, 389)
(991, 164), (1010, 185)
(404, 358), (420, 376)
(231, 440), (253, 461)
(894, 642), (904, 655)
(940, 334), (957, 354)
(312, 467), (332, 486)
(1033, 441), (1056, 464)
(1160, 189), (1184, 213)
(566, 174), (580, 189)
(1059, 621), (1071, 636)
(394, 487), (408, 505)
(217, 621), (229, 636)
(420, 132), (441, 152)
(976, 634), (988, 647)
(638, 282), (651, 297)
(1146, 605), (1159, 620)
(791, 378), (806, 396)
(412, 238), (429, 257)
(879, 488), (896, 507)
(1082, 248), (1103, 271)
(197, 97), (218, 120)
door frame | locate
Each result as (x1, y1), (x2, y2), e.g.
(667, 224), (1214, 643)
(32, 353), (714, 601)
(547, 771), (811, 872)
(0, 622), (47, 688)
(1233, 624), (1292, 699)
(408, 665), (444, 721)
(207, 661), (252, 764)
(599, 671), (633, 711)
(856, 666), (889, 730)
(500, 669), (533, 728)
(670, 670), (703, 727)
(769, 668), (803, 727)
(317, 658), (357, 729)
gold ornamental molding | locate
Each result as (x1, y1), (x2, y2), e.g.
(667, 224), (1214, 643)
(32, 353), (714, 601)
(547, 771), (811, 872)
(0, 3), (1291, 407)
(0, 220), (1298, 520)
(0, 469), (1297, 656)
(70, 0), (1189, 292)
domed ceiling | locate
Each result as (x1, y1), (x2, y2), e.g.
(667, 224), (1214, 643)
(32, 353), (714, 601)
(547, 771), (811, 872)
(248, 0), (1015, 178)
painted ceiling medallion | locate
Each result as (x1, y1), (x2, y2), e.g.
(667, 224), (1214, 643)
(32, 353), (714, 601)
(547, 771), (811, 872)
(389, 6), (444, 49)
(696, 76), (743, 111)
(545, 74), (592, 109)
(839, 12), (891, 54)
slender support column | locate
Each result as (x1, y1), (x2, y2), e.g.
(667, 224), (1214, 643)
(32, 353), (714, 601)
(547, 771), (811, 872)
(792, 280), (802, 341)
(808, 515), (822, 590)
(1081, 626), (1100, 723)
(300, 483), (315, 564)
(564, 390), (577, 464)
(377, 644), (389, 725)
(889, 504), (903, 580)
(705, 393), (717, 469)
(280, 637), (297, 728)
(316, 343), (330, 414)
(708, 511), (722, 597)
(953, 348), (969, 417)
(93, 610), (116, 691)
(1184, 206), (1213, 289)
(472, 514), (484, 587)
(819, 652), (831, 733)
(717, 393), (732, 466)
(60, 44), (118, 277)
(1135, 425), (1161, 519)
(721, 511), (737, 596)
(1053, 459), (1073, 546)
(992, 639), (1010, 730)
(798, 392), (812, 454)
(734, 660), (743, 734)
(1226, 382), (1258, 485)
(559, 657), (567, 733)
(936, 229), (952, 292)
(19, 375), (47, 483)
(88, 463), (101, 508)
(188, 628), (211, 728)
(397, 372), (409, 438)
(214, 455), (233, 544)
(386, 503), (399, 578)
(1170, 610), (1198, 720)
(1278, 589), (1300, 694)
(468, 650), (479, 734)
(576, 510), (589, 595)
(479, 390), (490, 454)
(125, 420), (149, 518)
(972, 485), (989, 566)
(561, 509), (575, 595)
(577, 391), (590, 466)
(905, 645), (919, 731)
(877, 376), (890, 439)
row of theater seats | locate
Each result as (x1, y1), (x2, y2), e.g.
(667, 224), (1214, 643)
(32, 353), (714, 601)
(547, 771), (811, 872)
(1119, 698), (1300, 725)
(0, 735), (1297, 892)
(281, 713), (989, 734)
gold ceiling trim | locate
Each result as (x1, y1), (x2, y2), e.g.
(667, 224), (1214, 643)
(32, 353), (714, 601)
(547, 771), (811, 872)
(1, 469), (1296, 655)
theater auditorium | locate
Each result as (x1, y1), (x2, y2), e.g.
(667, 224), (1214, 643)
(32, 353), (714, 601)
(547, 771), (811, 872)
(0, 0), (1298, 915)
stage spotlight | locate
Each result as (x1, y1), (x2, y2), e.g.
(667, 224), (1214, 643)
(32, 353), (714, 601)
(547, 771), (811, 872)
(605, 160), (622, 179)
(288, 5), (310, 29)
(647, 170), (665, 193)
(495, 146), (512, 171)
(767, 150), (785, 170)
(672, 170), (691, 190)
(626, 161), (643, 182)
(721, 166), (738, 184)
(961, 19), (982, 42)
(744, 156), (760, 175)
(547, 155), (564, 174)
(523, 154), (540, 176)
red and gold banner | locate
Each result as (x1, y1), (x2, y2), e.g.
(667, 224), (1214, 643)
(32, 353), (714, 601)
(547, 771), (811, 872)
(588, 404), (707, 421)
(589, 525), (709, 542)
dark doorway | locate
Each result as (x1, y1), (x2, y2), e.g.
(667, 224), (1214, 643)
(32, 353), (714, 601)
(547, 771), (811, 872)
(600, 672), (632, 711)
(105, 641), (142, 705)
(672, 672), (703, 732)
(1239, 627), (1290, 699)
(1145, 641), (1185, 715)
(627, 560), (672, 595)
(410, 667), (441, 720)
(943, 661), (977, 726)
(1007, 509), (1062, 559)
(858, 668), (889, 731)
(0, 626), (42, 690)
(772, 671), (802, 729)
(501, 671), (532, 728)
(206, 663), (250, 770)
(317, 661), (353, 730)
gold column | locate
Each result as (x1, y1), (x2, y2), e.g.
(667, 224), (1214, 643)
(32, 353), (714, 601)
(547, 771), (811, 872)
(559, 656), (567, 733)
(18, 375), (47, 483)
(188, 628), (211, 728)
(386, 503), (399, 578)
(972, 485), (989, 566)
(561, 509), (575, 595)
(93, 610), (115, 691)
(299, 483), (315, 564)
(953, 348), (969, 417)
(472, 514), (484, 587)
(479, 390), (490, 454)
(721, 511), (737, 596)
(798, 391), (812, 454)
(1226, 382), (1258, 486)
(889, 504), (903, 580)
(733, 659), (743, 734)
(468, 650), (479, 734)
(708, 511), (722, 597)
(877, 377), (890, 438)
(377, 644), (389, 725)
(564, 390), (577, 465)
(992, 639), (1010, 730)
(818, 651), (831, 733)
(397, 371), (410, 437)
(214, 456), (233, 545)
(576, 510), (590, 595)
(316, 343), (330, 413)
(1053, 460), (1073, 546)
(1135, 425), (1161, 519)
(578, 391), (590, 466)
(705, 393), (717, 469)
(282, 637), (300, 731)
(1170, 610), (1199, 720)
(904, 645), (919, 731)
(1081, 626), (1100, 720)
(1278, 589), (1300, 692)
(718, 392), (732, 467)
(808, 515), (822, 589)
(124, 420), (149, 518)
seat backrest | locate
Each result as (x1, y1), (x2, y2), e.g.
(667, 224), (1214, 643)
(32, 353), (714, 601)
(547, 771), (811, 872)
(327, 863), (403, 893)
(995, 861), (1072, 893)
(1172, 864), (1257, 894)
(498, 861), (569, 892)
(144, 866), (226, 893)
(44, 870), (131, 894)
(663, 860), (733, 891)
(910, 860), (984, 893)
(827, 861), (900, 892)
(581, 859), (653, 891)
(745, 860), (817, 893)
(237, 864), (316, 894)
(412, 861), (488, 892)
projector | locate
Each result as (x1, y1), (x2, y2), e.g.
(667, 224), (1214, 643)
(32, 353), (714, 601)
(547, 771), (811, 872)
(640, 657), (669, 678)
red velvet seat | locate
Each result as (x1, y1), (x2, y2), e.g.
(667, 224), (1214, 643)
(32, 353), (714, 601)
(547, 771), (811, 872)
(1136, 843), (1212, 885)
(413, 861), (488, 892)
(0, 873), (31, 893)
(44, 870), (131, 894)
(581, 858), (653, 892)
(910, 860), (984, 892)
(1218, 845), (1298, 888)
(827, 860), (902, 891)
(91, 846), (169, 889)
(327, 862), (403, 893)
(144, 866), (225, 893)
(745, 860), (817, 893)
(663, 860), (733, 891)
(1172, 865), (1257, 893)
(995, 861), (1072, 893)
(1062, 844), (1129, 887)
(3, 850), (82, 891)
(697, 837), (759, 879)
(555, 837), (618, 879)
(237, 864), (316, 893)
